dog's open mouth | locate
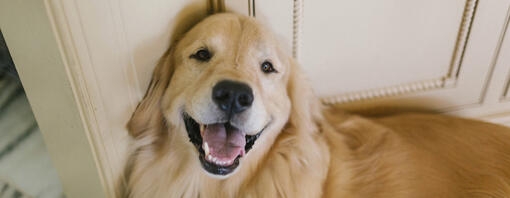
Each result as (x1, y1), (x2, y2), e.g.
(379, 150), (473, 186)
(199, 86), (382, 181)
(183, 113), (262, 176)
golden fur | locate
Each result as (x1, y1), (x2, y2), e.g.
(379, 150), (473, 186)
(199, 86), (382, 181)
(120, 13), (510, 197)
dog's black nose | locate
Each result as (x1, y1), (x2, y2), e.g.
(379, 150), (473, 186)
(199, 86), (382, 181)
(212, 80), (253, 114)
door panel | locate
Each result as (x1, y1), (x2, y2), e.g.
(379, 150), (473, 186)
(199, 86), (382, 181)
(301, 1), (465, 95)
(243, 0), (510, 112)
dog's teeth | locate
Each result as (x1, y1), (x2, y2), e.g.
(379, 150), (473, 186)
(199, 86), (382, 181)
(203, 142), (210, 156)
(206, 154), (231, 166)
(200, 124), (205, 132)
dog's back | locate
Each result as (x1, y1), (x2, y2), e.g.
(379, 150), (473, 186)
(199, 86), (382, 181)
(324, 110), (510, 197)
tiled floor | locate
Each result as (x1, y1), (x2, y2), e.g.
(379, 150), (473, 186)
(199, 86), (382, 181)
(0, 73), (64, 197)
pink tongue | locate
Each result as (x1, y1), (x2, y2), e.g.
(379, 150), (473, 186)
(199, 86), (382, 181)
(202, 124), (246, 162)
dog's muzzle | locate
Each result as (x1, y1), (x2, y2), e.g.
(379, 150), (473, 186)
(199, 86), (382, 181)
(183, 80), (265, 176)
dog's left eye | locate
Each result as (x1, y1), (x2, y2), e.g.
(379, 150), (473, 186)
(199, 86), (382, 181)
(261, 61), (276, 73)
(190, 49), (212, 62)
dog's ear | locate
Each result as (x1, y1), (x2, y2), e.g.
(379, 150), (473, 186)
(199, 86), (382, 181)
(127, 48), (175, 138)
(126, 10), (210, 139)
(287, 58), (323, 132)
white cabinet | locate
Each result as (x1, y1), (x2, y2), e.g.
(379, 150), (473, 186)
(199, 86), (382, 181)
(249, 0), (510, 123)
(2, 0), (510, 197)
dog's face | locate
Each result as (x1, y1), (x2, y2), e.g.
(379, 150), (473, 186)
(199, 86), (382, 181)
(159, 13), (293, 177)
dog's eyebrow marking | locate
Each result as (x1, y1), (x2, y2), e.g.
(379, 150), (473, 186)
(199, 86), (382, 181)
(234, 19), (246, 69)
(234, 53), (240, 69)
(234, 19), (266, 71)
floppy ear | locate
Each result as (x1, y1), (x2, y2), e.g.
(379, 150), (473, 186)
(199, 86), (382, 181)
(127, 48), (174, 138)
(287, 58), (323, 132)
(126, 5), (211, 139)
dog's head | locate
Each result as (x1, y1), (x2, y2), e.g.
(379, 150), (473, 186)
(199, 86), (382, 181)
(128, 13), (320, 178)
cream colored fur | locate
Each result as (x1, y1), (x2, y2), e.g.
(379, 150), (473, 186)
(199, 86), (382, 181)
(120, 13), (510, 198)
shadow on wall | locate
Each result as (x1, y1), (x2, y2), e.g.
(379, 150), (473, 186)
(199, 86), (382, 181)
(0, 30), (18, 79)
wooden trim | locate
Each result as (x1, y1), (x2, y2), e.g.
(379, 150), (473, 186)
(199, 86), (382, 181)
(498, 6), (510, 100)
(448, 0), (479, 79)
(44, 0), (144, 196)
(292, 0), (303, 59)
(249, 0), (256, 17)
(322, 78), (446, 104)
(208, 0), (225, 14)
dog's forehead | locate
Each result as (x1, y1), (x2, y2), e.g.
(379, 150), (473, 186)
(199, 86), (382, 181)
(184, 14), (271, 47)
(175, 13), (287, 72)
(203, 14), (262, 34)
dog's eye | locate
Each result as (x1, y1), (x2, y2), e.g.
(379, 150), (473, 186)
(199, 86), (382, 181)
(190, 49), (212, 62)
(261, 61), (276, 73)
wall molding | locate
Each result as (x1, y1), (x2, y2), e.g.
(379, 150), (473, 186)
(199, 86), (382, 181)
(498, 5), (510, 100)
(289, 0), (480, 105)
(322, 78), (446, 104)
(292, 0), (303, 58)
(44, 0), (136, 197)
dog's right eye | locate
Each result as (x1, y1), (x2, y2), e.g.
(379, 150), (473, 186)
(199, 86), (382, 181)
(261, 61), (277, 74)
(190, 49), (212, 62)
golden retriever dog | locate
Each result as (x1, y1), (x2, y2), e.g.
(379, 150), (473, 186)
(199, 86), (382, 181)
(121, 13), (510, 197)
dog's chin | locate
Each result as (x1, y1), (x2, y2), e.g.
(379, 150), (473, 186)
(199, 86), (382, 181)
(199, 154), (241, 179)
(183, 113), (265, 177)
